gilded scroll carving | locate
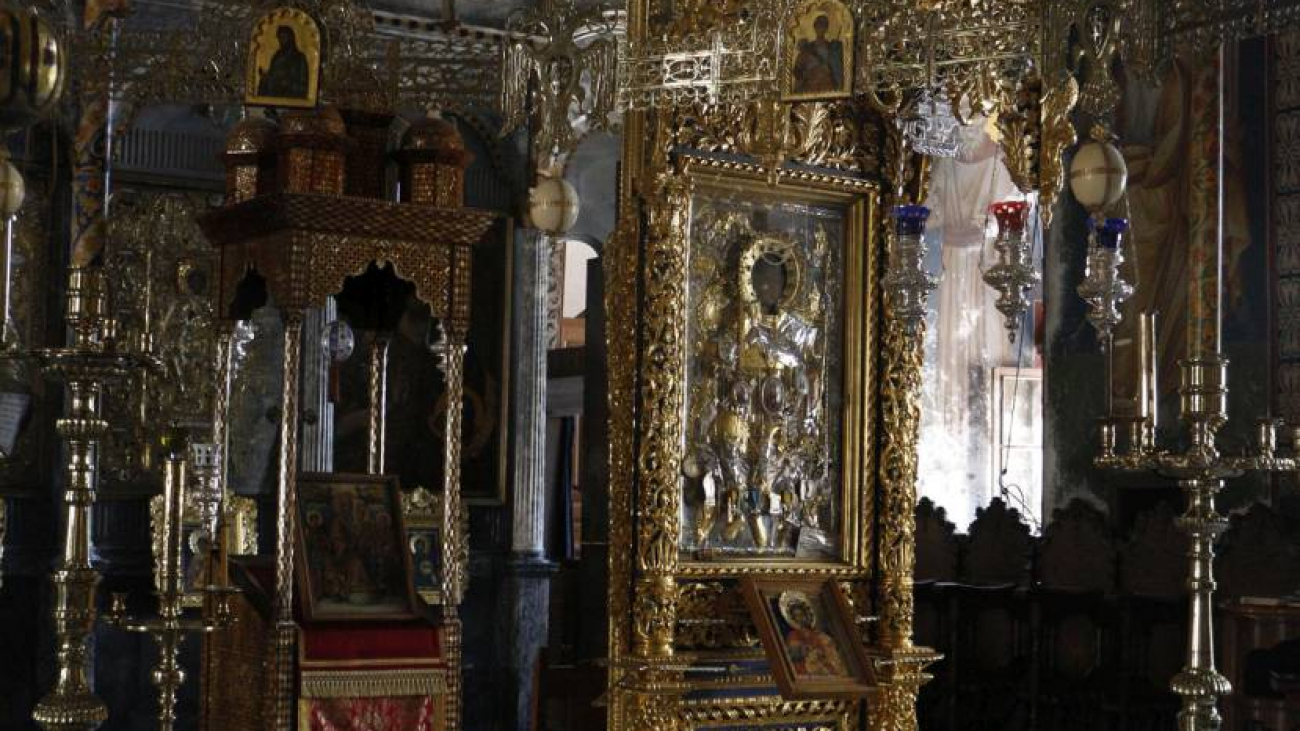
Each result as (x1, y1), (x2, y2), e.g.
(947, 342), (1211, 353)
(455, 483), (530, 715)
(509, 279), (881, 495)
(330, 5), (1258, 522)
(676, 581), (761, 649)
(672, 100), (878, 174)
(632, 172), (692, 658)
(996, 72), (1079, 228)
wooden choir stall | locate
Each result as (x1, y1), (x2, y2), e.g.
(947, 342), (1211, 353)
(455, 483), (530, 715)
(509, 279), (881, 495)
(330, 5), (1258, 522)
(195, 106), (494, 731)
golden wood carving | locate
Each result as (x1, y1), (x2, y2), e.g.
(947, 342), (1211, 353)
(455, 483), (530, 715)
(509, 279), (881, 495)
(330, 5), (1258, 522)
(676, 582), (761, 650)
(297, 668), (448, 699)
(1037, 74), (1080, 228)
(633, 171), (691, 659)
(864, 121), (941, 731)
(679, 696), (854, 727)
(995, 73), (1079, 229)
(609, 7), (925, 726)
(604, 208), (640, 730)
(672, 100), (879, 174)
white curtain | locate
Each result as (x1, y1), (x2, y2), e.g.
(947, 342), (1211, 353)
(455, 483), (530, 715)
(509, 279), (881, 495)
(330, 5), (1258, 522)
(916, 119), (1025, 530)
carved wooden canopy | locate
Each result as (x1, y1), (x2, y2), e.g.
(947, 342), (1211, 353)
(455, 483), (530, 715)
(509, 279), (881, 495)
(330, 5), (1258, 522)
(198, 193), (496, 331)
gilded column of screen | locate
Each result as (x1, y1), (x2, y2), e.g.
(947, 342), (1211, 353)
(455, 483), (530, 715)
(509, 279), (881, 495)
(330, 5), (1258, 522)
(367, 336), (390, 475)
(868, 125), (937, 731)
(606, 0), (649, 718)
(618, 172), (691, 731)
(631, 172), (689, 660)
(604, 210), (640, 731)
(272, 314), (304, 731)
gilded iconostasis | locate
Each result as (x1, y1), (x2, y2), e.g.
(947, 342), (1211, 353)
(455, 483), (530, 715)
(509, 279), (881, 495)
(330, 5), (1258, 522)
(0, 1), (1299, 731)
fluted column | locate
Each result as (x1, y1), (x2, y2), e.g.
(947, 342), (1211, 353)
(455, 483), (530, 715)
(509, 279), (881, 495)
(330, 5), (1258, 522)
(511, 228), (551, 557)
(500, 227), (556, 731)
(300, 300), (336, 473)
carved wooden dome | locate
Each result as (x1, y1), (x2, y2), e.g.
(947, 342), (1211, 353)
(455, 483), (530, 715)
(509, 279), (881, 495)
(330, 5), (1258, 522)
(225, 116), (279, 155)
(401, 115), (472, 168)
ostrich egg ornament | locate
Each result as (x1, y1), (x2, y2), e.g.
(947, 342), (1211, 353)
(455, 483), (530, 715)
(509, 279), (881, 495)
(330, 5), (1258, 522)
(0, 156), (24, 216)
(527, 176), (580, 235)
(1068, 138), (1128, 214)
(0, 3), (67, 131)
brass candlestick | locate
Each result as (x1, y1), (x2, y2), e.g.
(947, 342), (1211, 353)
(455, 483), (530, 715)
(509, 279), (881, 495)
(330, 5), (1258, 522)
(103, 430), (236, 731)
(26, 267), (149, 731)
(1083, 44), (1255, 731)
(1094, 355), (1275, 730)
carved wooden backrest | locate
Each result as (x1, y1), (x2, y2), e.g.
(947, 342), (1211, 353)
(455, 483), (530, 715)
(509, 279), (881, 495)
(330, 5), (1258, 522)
(961, 497), (1033, 586)
(915, 497), (959, 582)
(1037, 498), (1115, 592)
(1119, 501), (1185, 599)
(1217, 502), (1300, 600)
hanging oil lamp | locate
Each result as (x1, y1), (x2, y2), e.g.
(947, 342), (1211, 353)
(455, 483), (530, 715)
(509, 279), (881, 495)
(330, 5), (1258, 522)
(983, 200), (1038, 342)
(884, 204), (935, 334)
(1076, 217), (1134, 345)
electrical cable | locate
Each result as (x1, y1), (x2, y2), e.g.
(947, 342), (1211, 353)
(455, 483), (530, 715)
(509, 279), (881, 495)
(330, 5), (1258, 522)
(995, 194), (1042, 533)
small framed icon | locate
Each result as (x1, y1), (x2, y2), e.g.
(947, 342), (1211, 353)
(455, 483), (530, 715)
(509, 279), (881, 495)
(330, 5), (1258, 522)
(782, 0), (854, 101)
(245, 8), (322, 109)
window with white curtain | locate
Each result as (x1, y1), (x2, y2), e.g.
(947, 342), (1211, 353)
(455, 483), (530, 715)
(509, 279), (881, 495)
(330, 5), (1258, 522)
(915, 120), (1044, 532)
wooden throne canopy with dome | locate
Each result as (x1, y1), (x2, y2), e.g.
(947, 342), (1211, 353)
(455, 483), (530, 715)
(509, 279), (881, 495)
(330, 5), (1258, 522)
(198, 105), (495, 731)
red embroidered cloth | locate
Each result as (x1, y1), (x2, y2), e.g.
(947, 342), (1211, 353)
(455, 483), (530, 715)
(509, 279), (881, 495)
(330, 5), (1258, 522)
(302, 696), (438, 731)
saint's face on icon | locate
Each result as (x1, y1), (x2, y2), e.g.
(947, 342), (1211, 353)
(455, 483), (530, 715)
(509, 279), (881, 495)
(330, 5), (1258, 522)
(257, 25), (310, 100)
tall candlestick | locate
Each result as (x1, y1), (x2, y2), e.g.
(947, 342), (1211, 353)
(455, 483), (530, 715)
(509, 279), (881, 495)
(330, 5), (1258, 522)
(1141, 312), (1158, 431)
(1137, 313), (1151, 420)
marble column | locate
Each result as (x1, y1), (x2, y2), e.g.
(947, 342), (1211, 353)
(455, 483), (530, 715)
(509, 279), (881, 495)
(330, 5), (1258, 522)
(299, 299), (336, 474)
(501, 227), (556, 731)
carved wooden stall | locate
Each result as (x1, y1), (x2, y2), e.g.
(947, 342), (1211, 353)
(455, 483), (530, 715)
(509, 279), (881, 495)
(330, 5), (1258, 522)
(197, 107), (494, 731)
(912, 497), (1300, 731)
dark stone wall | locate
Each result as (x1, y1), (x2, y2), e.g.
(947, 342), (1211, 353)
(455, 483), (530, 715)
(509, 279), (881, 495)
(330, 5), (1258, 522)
(1044, 38), (1276, 525)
